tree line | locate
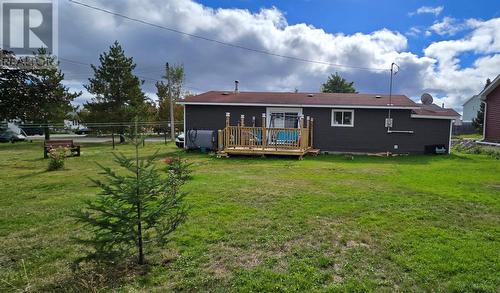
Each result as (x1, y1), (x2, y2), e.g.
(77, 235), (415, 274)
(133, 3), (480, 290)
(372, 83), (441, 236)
(0, 41), (186, 141)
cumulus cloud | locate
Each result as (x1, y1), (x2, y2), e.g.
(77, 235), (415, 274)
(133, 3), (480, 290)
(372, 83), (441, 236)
(429, 17), (472, 36)
(405, 27), (421, 37)
(409, 6), (444, 17)
(57, 0), (499, 113)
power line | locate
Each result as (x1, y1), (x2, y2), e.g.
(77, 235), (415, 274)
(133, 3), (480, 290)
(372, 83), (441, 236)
(53, 58), (207, 92)
(68, 0), (389, 72)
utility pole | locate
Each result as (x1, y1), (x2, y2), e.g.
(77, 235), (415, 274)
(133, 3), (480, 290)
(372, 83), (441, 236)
(166, 62), (176, 142)
(387, 62), (399, 129)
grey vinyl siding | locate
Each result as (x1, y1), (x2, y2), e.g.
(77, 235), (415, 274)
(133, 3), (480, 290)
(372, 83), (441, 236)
(185, 105), (266, 130)
(303, 108), (450, 154)
(185, 105), (451, 154)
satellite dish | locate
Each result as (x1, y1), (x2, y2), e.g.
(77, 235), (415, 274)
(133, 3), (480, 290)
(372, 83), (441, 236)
(421, 93), (433, 105)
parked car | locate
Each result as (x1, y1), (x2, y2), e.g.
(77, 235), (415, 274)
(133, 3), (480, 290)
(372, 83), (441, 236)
(75, 127), (90, 135)
(0, 128), (27, 143)
(175, 133), (184, 148)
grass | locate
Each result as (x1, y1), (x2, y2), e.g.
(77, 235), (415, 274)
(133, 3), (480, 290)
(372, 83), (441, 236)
(0, 142), (499, 292)
(453, 133), (482, 139)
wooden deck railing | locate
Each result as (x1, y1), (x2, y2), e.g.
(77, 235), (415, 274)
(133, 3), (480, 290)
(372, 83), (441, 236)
(218, 113), (314, 153)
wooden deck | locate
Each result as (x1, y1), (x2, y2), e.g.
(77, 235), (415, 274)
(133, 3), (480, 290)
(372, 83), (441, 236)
(219, 147), (319, 157)
(217, 113), (319, 158)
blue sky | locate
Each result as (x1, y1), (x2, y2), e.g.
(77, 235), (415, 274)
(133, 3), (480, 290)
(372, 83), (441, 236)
(198, 0), (498, 67)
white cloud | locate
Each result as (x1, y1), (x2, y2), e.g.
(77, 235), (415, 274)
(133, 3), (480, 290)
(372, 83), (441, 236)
(58, 0), (499, 113)
(429, 17), (472, 36)
(409, 6), (443, 17)
(405, 27), (421, 37)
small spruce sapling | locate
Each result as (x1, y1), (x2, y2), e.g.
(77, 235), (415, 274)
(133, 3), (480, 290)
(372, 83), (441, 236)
(73, 119), (190, 265)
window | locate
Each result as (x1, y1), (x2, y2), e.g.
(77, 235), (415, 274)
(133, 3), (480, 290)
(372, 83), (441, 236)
(266, 108), (302, 128)
(331, 109), (354, 127)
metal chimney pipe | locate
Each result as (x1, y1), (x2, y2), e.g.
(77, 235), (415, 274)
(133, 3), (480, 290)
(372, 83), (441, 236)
(234, 80), (239, 93)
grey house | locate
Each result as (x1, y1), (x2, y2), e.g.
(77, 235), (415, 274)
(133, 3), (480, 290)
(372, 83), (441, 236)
(179, 91), (459, 155)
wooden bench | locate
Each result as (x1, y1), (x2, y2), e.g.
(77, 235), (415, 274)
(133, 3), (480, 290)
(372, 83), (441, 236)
(44, 140), (81, 158)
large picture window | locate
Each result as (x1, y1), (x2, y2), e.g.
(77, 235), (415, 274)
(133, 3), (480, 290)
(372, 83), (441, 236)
(331, 109), (354, 127)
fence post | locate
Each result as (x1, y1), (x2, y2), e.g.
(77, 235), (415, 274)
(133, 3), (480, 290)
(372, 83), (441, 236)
(240, 114), (245, 127)
(112, 128), (115, 150)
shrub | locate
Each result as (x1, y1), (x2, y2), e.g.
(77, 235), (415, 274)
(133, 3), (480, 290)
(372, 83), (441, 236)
(164, 156), (192, 181)
(47, 147), (67, 171)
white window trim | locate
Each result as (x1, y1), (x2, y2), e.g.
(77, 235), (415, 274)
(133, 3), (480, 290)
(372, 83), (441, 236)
(266, 107), (302, 128)
(331, 109), (355, 127)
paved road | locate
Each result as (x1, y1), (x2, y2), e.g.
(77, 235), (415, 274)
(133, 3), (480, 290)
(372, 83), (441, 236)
(27, 134), (172, 143)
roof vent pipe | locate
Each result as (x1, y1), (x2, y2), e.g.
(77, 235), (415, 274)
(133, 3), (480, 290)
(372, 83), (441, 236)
(234, 80), (239, 94)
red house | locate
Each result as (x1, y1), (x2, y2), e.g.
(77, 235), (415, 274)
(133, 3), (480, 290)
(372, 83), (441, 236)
(480, 74), (500, 143)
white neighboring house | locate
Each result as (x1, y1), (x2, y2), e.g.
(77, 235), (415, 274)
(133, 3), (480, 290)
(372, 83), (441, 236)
(462, 95), (482, 122)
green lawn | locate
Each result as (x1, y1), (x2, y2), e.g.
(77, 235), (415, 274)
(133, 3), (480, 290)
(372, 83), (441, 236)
(453, 133), (483, 140)
(0, 142), (499, 292)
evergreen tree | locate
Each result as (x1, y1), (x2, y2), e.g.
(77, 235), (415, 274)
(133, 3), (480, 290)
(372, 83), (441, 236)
(0, 49), (80, 139)
(472, 78), (492, 132)
(0, 50), (32, 121)
(74, 120), (190, 265)
(29, 49), (81, 139)
(472, 102), (485, 132)
(321, 72), (357, 93)
(84, 41), (148, 142)
(155, 63), (184, 140)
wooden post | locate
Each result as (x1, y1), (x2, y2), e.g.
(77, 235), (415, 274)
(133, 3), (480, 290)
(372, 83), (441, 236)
(261, 113), (266, 149)
(310, 117), (314, 148)
(218, 129), (223, 151)
(306, 116), (310, 129)
(299, 115), (304, 150)
(225, 112), (230, 148)
(240, 114), (245, 127)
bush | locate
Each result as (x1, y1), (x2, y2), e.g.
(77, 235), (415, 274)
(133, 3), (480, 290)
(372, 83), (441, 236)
(47, 147), (67, 171)
(164, 156), (192, 181)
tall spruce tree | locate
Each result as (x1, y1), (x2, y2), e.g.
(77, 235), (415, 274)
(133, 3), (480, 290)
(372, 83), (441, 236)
(84, 41), (148, 142)
(472, 78), (492, 132)
(29, 49), (80, 139)
(321, 72), (357, 93)
(0, 49), (80, 139)
(73, 120), (190, 265)
(0, 50), (32, 121)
